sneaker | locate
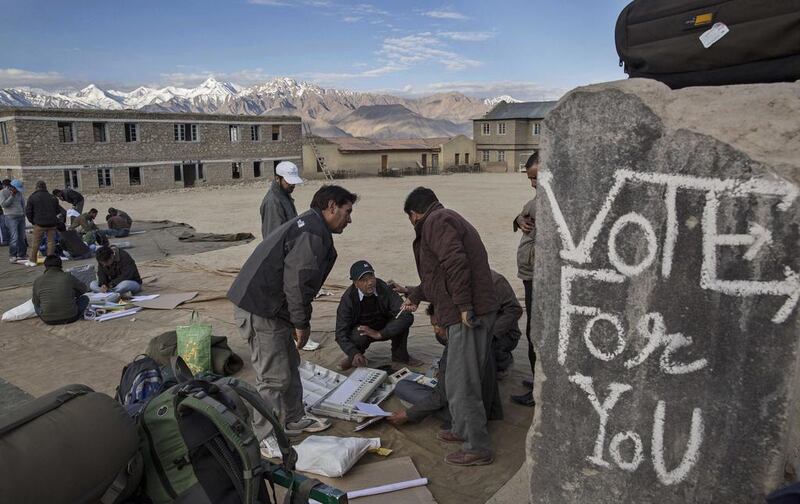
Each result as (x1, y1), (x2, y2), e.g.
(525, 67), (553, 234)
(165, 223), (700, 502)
(285, 414), (331, 437)
(8, 257), (17, 264)
(259, 435), (282, 459)
(23, 261), (37, 267)
(444, 450), (494, 467)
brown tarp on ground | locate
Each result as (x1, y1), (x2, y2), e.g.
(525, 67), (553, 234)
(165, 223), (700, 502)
(0, 220), (253, 292)
(0, 257), (533, 504)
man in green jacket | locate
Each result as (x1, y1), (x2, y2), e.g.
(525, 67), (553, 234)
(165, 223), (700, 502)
(32, 255), (89, 325)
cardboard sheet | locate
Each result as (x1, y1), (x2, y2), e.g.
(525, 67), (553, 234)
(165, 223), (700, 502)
(313, 457), (436, 504)
(132, 291), (198, 310)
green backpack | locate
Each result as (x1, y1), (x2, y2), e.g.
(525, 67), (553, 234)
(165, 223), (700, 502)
(139, 360), (297, 504)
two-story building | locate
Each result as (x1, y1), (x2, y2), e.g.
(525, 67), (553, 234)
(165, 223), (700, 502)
(473, 100), (557, 173)
(0, 107), (302, 193)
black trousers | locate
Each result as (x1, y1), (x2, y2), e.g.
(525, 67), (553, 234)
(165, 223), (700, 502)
(523, 280), (537, 382)
(348, 326), (411, 362)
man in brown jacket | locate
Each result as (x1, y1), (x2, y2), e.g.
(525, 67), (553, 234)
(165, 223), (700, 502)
(400, 187), (498, 467)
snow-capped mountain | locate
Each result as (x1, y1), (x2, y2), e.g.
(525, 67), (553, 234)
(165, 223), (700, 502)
(0, 77), (536, 138)
(484, 94), (521, 107)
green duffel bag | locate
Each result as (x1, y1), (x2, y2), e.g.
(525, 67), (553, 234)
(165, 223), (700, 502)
(0, 384), (142, 504)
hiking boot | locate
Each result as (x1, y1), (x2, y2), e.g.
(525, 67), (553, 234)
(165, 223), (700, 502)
(286, 415), (331, 437)
(511, 391), (536, 407)
(445, 450), (494, 467)
(437, 430), (464, 443)
(259, 435), (281, 459)
(338, 356), (353, 371)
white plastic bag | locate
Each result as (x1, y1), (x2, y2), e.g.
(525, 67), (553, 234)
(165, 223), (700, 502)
(2, 299), (37, 322)
(294, 436), (380, 477)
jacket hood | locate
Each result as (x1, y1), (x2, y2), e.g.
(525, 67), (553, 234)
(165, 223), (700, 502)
(414, 201), (444, 234)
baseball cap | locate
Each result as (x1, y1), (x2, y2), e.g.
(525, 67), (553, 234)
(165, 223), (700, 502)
(10, 180), (23, 192)
(275, 161), (304, 185)
(349, 260), (375, 281)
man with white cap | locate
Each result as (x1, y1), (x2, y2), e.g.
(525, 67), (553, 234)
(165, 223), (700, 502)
(260, 161), (302, 239)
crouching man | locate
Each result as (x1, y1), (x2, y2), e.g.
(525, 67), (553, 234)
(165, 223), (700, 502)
(32, 255), (89, 325)
(90, 246), (142, 295)
(335, 260), (421, 370)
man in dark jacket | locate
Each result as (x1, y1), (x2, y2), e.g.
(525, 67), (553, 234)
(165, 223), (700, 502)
(25, 181), (63, 266)
(490, 270), (523, 376)
(400, 186), (498, 467)
(228, 184), (357, 452)
(335, 260), (419, 370)
(90, 246), (142, 294)
(32, 255), (89, 325)
(260, 161), (301, 239)
(53, 187), (85, 214)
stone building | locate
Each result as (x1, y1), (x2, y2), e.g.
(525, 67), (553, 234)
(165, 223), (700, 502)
(0, 107), (302, 193)
(301, 135), (475, 179)
(473, 100), (557, 173)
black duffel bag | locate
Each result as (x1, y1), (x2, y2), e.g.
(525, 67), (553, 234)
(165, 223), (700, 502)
(616, 0), (800, 88)
(0, 384), (142, 504)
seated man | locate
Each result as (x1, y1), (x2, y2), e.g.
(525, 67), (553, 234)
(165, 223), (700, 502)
(107, 207), (132, 228)
(335, 260), (420, 370)
(105, 211), (131, 238)
(387, 303), (502, 429)
(490, 269), (524, 378)
(32, 255), (89, 325)
(90, 246), (142, 295)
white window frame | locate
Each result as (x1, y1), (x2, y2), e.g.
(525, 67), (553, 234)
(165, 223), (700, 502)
(251, 125), (260, 141)
(498, 150), (505, 162)
(481, 150), (489, 162)
(124, 123), (139, 142)
(92, 122), (108, 143)
(0, 122), (8, 145)
(533, 122), (541, 136)
(229, 124), (240, 143)
(64, 169), (80, 189)
(497, 122), (506, 135)
(58, 122), (75, 143)
(481, 123), (490, 136)
(97, 167), (113, 188)
(128, 166), (142, 186)
(174, 123), (198, 142)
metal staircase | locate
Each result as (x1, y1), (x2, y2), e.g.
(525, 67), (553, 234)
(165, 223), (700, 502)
(303, 122), (334, 181)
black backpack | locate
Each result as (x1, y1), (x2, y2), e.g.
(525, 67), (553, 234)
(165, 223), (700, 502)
(615, 0), (800, 88)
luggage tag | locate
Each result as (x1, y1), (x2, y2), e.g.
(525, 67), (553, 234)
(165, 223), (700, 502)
(700, 22), (729, 49)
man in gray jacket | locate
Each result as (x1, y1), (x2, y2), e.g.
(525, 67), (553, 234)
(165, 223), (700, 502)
(1, 180), (28, 263)
(260, 161), (302, 239)
(228, 184), (357, 455)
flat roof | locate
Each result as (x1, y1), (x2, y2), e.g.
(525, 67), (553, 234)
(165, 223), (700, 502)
(480, 101), (558, 121)
(0, 106), (301, 123)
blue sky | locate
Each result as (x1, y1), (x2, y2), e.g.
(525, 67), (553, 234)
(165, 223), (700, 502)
(0, 0), (629, 99)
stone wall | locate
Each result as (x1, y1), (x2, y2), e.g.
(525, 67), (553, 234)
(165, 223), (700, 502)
(528, 79), (800, 503)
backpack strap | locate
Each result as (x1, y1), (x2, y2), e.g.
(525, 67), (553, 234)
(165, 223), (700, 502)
(285, 476), (323, 504)
(99, 452), (143, 504)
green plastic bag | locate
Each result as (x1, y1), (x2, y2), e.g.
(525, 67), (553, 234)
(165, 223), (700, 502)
(176, 310), (212, 375)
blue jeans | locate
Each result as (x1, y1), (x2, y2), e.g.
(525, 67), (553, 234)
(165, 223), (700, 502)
(5, 215), (26, 258)
(90, 279), (142, 294)
(0, 214), (8, 246)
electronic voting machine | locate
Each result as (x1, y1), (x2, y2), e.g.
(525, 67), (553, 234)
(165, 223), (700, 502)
(299, 361), (394, 422)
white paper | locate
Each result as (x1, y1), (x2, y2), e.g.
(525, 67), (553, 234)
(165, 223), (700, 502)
(302, 339), (321, 351)
(347, 478), (429, 499)
(355, 402), (392, 417)
(130, 294), (159, 301)
(96, 307), (142, 322)
(699, 22), (729, 48)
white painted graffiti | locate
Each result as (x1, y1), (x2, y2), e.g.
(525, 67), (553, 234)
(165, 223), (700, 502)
(540, 169), (799, 323)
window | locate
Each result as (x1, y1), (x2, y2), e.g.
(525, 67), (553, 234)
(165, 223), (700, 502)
(533, 122), (541, 136)
(124, 123), (138, 142)
(97, 168), (112, 188)
(431, 153), (439, 168)
(0, 122), (8, 144)
(198, 163), (204, 180)
(173, 165), (182, 182)
(482, 150), (489, 162)
(58, 122), (74, 143)
(316, 157), (324, 173)
(63, 169), (79, 188)
(254, 161), (262, 178)
(251, 125), (260, 141)
(271, 125), (281, 141)
(464, 153), (469, 164)
(128, 167), (141, 186)
(174, 123), (198, 142)
(498, 150), (505, 162)
(481, 123), (490, 136)
(232, 162), (242, 179)
(92, 122), (107, 142)
(229, 125), (240, 142)
(497, 122), (506, 135)
(455, 153), (460, 165)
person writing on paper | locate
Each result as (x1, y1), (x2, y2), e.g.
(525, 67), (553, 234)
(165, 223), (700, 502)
(398, 187), (498, 467)
(228, 185), (357, 455)
(33, 255), (89, 325)
(387, 303), (502, 429)
(90, 246), (142, 295)
(334, 260), (420, 370)
(260, 161), (302, 239)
